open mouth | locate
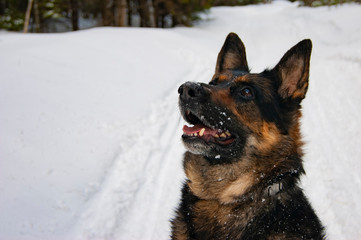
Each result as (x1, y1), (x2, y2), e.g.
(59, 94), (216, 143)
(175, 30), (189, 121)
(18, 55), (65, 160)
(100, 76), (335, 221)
(182, 110), (236, 146)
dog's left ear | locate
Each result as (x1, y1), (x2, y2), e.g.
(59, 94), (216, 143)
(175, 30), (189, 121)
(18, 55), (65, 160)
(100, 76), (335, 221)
(272, 39), (312, 100)
(215, 32), (249, 74)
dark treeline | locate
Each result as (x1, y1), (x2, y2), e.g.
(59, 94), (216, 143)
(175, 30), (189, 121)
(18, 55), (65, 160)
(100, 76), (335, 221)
(0, 0), (359, 33)
(0, 0), (267, 32)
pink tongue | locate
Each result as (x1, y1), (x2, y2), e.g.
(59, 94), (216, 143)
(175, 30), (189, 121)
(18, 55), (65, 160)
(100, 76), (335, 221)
(183, 124), (219, 135)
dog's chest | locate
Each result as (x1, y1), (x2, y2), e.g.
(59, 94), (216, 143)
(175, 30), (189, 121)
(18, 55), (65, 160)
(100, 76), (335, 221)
(191, 199), (258, 239)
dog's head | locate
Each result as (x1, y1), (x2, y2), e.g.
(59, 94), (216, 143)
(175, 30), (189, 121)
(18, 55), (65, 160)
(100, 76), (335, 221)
(178, 33), (312, 163)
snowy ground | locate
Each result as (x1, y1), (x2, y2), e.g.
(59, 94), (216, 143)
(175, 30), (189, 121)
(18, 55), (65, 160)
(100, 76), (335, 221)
(1, 1), (361, 239)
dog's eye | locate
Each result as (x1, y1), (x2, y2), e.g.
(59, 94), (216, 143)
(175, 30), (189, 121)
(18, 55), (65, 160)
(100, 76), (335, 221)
(240, 87), (253, 99)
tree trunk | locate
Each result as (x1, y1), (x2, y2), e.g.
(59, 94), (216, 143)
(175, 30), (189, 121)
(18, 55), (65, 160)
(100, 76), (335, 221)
(116, 0), (127, 26)
(102, 0), (114, 26)
(127, 0), (132, 26)
(153, 0), (167, 28)
(137, 0), (145, 27)
(70, 0), (79, 31)
(138, 0), (155, 27)
(23, 0), (34, 33)
(147, 0), (155, 27)
(0, 0), (5, 15)
(172, 15), (178, 28)
(33, 0), (40, 32)
(160, 14), (165, 28)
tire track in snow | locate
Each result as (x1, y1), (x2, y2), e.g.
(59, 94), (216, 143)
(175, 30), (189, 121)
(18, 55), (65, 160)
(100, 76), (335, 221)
(74, 48), (212, 240)
(116, 49), (214, 240)
(74, 99), (181, 239)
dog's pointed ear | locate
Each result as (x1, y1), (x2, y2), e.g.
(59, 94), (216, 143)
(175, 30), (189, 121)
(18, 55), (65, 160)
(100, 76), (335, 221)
(215, 33), (249, 74)
(272, 39), (312, 100)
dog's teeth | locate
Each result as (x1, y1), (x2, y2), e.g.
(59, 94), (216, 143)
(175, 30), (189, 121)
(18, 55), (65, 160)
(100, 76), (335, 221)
(225, 131), (231, 137)
(199, 128), (205, 136)
(194, 132), (198, 136)
(214, 134), (219, 138)
(220, 133), (227, 138)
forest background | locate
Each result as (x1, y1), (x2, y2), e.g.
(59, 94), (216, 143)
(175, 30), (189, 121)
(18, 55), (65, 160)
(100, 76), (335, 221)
(1, 0), (360, 33)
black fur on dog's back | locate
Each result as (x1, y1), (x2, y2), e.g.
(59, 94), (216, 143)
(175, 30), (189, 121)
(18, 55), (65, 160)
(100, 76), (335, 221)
(171, 33), (326, 239)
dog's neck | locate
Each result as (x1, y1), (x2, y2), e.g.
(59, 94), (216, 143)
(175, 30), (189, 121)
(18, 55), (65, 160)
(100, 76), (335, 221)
(265, 181), (284, 197)
(262, 167), (302, 197)
(183, 151), (304, 205)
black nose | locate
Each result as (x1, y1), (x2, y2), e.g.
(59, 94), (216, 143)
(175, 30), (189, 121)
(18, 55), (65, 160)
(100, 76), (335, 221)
(178, 82), (205, 100)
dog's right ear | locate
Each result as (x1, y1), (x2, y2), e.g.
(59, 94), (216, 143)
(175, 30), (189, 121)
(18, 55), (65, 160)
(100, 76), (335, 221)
(215, 33), (249, 74)
(272, 39), (312, 100)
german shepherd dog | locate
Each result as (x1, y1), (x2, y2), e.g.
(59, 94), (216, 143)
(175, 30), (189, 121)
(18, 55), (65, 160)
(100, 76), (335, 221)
(171, 33), (326, 239)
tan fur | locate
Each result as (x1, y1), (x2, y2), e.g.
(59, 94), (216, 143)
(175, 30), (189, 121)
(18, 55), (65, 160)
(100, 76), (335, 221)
(184, 152), (257, 203)
(219, 173), (254, 204)
(234, 75), (249, 83)
(171, 217), (189, 240)
(217, 74), (229, 82)
(292, 81), (308, 99)
(247, 121), (282, 154)
(256, 122), (282, 153)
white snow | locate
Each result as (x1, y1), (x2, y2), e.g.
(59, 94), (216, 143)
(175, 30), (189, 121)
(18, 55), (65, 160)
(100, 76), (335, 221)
(1, 1), (361, 239)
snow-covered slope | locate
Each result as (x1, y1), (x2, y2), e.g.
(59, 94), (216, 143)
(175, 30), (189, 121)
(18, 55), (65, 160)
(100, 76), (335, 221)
(1, 1), (360, 239)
